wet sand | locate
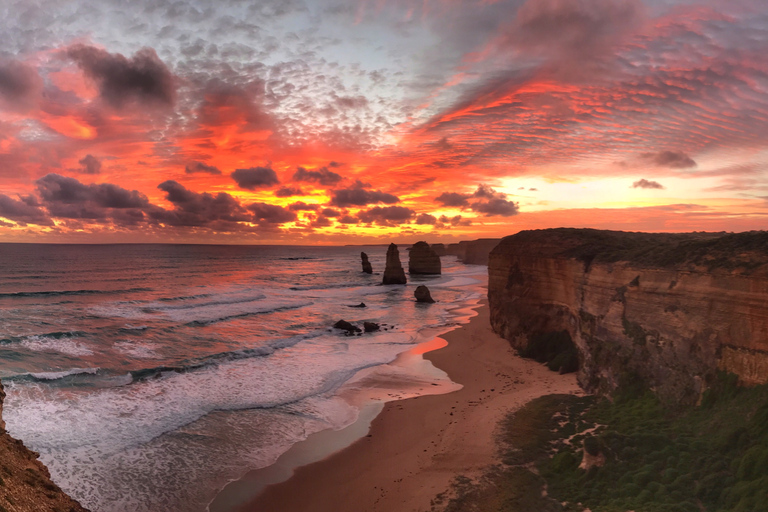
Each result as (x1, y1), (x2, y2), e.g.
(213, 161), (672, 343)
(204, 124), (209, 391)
(231, 300), (581, 512)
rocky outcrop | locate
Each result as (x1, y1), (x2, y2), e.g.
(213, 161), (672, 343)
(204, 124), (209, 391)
(414, 285), (435, 303)
(408, 241), (441, 275)
(334, 320), (362, 333)
(364, 322), (380, 332)
(361, 252), (373, 274)
(0, 381), (89, 511)
(382, 243), (407, 285)
(488, 228), (768, 405)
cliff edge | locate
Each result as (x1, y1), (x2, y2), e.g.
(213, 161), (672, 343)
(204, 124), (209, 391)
(488, 228), (768, 404)
(0, 381), (88, 512)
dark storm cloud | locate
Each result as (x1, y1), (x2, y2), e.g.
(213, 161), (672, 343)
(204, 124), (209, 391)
(435, 192), (471, 207)
(35, 173), (149, 220)
(292, 166), (343, 186)
(185, 161), (222, 175)
(0, 59), (42, 111)
(471, 198), (520, 216)
(0, 194), (52, 226)
(357, 206), (414, 225)
(330, 184), (399, 207)
(155, 180), (252, 226)
(274, 186), (304, 197)
(65, 45), (176, 108)
(640, 151), (697, 169)
(230, 166), (279, 190)
(78, 154), (102, 175)
(632, 179), (665, 190)
(247, 202), (297, 224)
(415, 213), (437, 225)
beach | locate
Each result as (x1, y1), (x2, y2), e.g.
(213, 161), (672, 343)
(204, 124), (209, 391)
(235, 300), (582, 512)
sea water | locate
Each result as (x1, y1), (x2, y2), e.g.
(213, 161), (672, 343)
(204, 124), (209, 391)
(0, 243), (486, 511)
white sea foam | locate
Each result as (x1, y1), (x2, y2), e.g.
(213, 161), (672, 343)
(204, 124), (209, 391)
(29, 368), (99, 380)
(20, 336), (94, 357)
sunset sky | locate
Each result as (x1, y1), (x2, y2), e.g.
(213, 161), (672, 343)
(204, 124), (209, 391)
(1, 0), (767, 244)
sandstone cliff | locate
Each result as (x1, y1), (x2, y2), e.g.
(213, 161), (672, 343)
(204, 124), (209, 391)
(445, 239), (501, 265)
(488, 228), (768, 404)
(408, 241), (441, 274)
(0, 381), (89, 511)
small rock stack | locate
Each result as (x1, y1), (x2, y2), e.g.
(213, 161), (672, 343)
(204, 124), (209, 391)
(414, 285), (435, 303)
(408, 241), (441, 275)
(382, 243), (407, 285)
(361, 252), (373, 274)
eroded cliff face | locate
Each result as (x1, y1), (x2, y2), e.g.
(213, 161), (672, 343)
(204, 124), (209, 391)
(489, 228), (768, 404)
(0, 381), (89, 512)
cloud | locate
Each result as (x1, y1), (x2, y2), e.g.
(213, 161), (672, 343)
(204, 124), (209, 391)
(78, 155), (102, 175)
(471, 198), (520, 216)
(231, 166), (279, 190)
(292, 166), (343, 186)
(34, 174), (150, 220)
(185, 161), (222, 175)
(415, 213), (437, 225)
(339, 215), (359, 224)
(330, 184), (399, 207)
(632, 179), (665, 189)
(0, 194), (52, 226)
(65, 45), (176, 108)
(247, 202), (297, 224)
(274, 186), (304, 197)
(155, 180), (252, 226)
(357, 205), (414, 225)
(640, 151), (697, 169)
(438, 214), (472, 227)
(435, 192), (471, 207)
(0, 58), (42, 112)
(322, 208), (341, 217)
(289, 201), (319, 211)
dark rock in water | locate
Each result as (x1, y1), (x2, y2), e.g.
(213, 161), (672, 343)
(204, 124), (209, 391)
(347, 302), (367, 308)
(408, 241), (441, 275)
(382, 243), (407, 285)
(364, 321), (380, 332)
(361, 252), (373, 274)
(333, 320), (361, 333)
(415, 285), (435, 303)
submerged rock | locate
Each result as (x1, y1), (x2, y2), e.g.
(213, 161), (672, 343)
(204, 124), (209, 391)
(347, 302), (367, 308)
(382, 243), (407, 285)
(414, 285), (435, 303)
(361, 252), (373, 274)
(408, 241), (441, 275)
(363, 322), (380, 332)
(333, 320), (361, 333)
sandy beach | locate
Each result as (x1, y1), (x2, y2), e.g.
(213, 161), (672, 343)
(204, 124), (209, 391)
(229, 300), (582, 512)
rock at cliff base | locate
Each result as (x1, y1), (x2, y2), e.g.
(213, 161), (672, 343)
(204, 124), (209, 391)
(364, 321), (380, 332)
(414, 285), (435, 303)
(382, 243), (407, 285)
(408, 241), (441, 275)
(333, 320), (361, 333)
(361, 252), (373, 274)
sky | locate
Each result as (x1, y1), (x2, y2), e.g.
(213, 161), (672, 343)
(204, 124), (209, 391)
(0, 0), (767, 244)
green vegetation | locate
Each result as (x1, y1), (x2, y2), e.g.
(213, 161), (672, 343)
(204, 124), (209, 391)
(519, 330), (579, 374)
(436, 375), (768, 512)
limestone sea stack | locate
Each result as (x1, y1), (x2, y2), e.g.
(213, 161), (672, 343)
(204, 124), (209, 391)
(382, 243), (407, 285)
(414, 285), (435, 303)
(361, 252), (373, 274)
(408, 241), (441, 275)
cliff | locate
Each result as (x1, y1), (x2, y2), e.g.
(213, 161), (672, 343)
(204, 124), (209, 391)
(488, 228), (768, 404)
(445, 239), (501, 265)
(0, 381), (89, 511)
(408, 241), (441, 274)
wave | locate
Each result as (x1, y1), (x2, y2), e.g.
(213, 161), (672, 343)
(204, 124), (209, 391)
(0, 330), (87, 345)
(0, 287), (152, 299)
(28, 368), (100, 381)
(151, 294), (266, 312)
(185, 302), (313, 326)
(157, 293), (212, 303)
(289, 282), (359, 291)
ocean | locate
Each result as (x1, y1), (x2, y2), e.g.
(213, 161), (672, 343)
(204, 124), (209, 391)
(0, 243), (486, 512)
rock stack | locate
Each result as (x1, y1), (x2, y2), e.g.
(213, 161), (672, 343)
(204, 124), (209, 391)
(361, 252), (373, 274)
(382, 243), (407, 285)
(408, 241), (441, 275)
(414, 285), (435, 303)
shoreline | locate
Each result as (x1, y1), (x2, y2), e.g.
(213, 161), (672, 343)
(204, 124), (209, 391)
(218, 300), (582, 512)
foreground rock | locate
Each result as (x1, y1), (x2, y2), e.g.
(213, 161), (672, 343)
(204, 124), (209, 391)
(361, 252), (373, 274)
(382, 243), (407, 285)
(408, 241), (441, 275)
(363, 322), (380, 332)
(488, 228), (768, 404)
(0, 381), (89, 512)
(414, 285), (435, 303)
(333, 320), (362, 333)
